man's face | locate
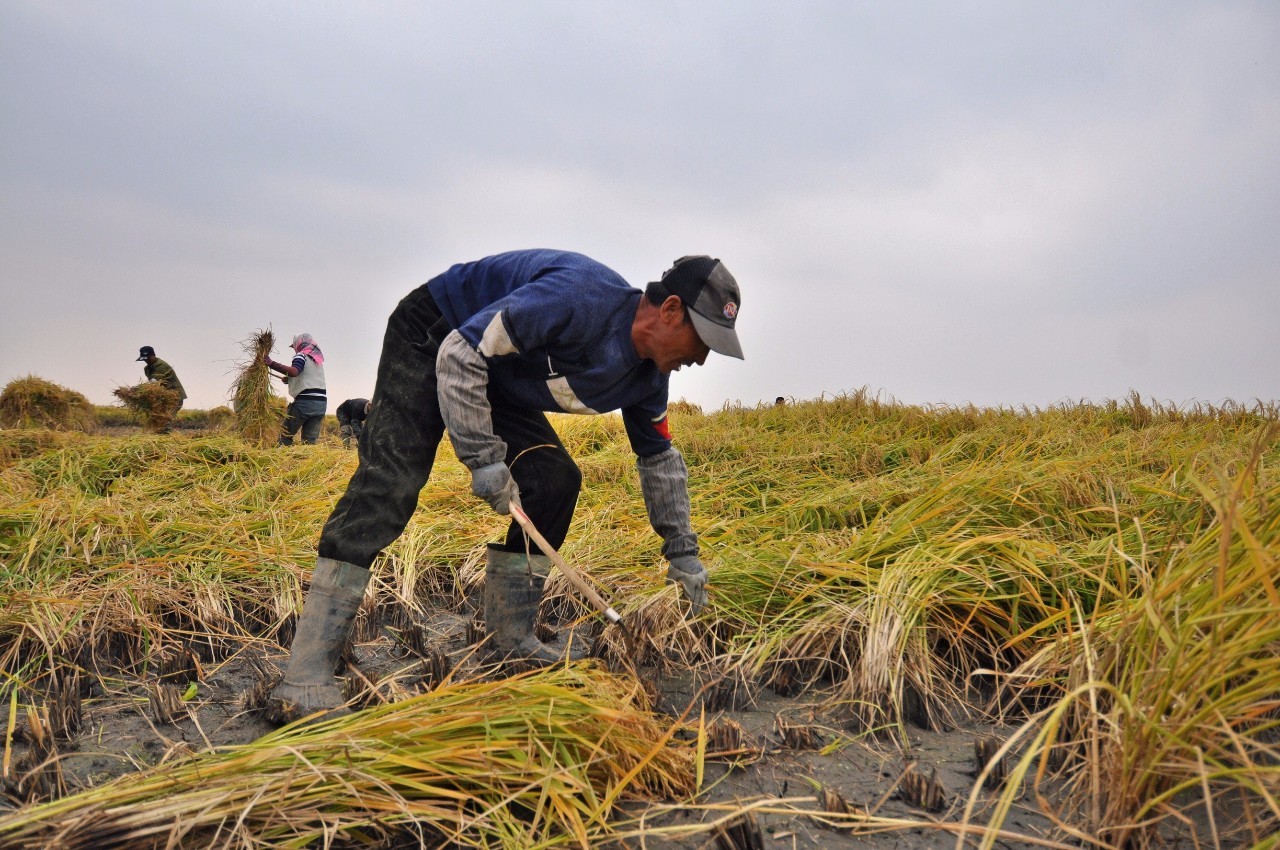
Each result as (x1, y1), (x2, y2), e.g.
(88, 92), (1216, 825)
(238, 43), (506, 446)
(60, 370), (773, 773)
(652, 300), (711, 374)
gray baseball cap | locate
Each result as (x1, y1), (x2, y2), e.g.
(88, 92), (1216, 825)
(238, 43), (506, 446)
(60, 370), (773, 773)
(655, 256), (743, 359)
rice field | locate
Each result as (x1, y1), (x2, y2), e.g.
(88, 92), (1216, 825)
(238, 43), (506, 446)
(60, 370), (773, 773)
(0, 390), (1276, 849)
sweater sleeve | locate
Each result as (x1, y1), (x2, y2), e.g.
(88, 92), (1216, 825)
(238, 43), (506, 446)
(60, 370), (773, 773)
(435, 329), (508, 470)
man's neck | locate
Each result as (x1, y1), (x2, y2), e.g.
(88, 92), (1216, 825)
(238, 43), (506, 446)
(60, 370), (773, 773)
(631, 298), (658, 362)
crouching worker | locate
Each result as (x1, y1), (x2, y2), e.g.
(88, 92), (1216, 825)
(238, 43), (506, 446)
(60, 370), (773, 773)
(268, 249), (744, 718)
(335, 398), (371, 447)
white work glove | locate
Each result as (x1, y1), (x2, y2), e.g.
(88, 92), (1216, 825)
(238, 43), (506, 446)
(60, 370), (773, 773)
(666, 555), (708, 614)
(471, 461), (521, 515)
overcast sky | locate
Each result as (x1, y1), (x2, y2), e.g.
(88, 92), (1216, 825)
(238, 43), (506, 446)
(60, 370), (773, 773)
(2, 2), (1278, 414)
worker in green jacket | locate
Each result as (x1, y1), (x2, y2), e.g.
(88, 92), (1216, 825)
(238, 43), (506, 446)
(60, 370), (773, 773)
(136, 346), (188, 410)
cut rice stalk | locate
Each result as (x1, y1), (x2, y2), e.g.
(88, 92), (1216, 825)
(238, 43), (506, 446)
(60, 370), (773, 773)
(0, 665), (697, 849)
(230, 329), (285, 448)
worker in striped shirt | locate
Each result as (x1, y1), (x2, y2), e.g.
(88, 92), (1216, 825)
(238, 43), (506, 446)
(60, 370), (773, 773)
(265, 333), (327, 445)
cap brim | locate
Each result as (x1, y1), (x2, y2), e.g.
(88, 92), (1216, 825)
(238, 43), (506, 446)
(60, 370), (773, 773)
(688, 311), (744, 360)
(136, 355), (148, 361)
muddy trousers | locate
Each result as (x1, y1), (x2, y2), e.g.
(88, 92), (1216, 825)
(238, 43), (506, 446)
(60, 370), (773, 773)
(317, 282), (582, 569)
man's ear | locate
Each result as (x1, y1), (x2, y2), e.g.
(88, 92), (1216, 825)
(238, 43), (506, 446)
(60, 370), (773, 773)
(661, 294), (685, 322)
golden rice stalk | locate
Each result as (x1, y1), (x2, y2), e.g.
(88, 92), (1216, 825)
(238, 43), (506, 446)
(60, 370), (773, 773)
(111, 382), (181, 433)
(0, 665), (696, 849)
(0, 376), (95, 432)
(229, 329), (284, 448)
(960, 441), (1280, 849)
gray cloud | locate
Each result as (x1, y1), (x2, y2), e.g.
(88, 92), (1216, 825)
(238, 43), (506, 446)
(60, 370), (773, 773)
(3, 1), (1277, 412)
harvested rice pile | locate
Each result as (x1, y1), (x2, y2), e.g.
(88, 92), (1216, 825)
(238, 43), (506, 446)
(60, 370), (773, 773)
(0, 375), (95, 431)
(230, 329), (284, 447)
(112, 382), (182, 432)
(0, 666), (694, 849)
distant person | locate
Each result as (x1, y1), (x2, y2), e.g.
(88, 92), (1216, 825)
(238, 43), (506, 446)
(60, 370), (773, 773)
(335, 398), (371, 447)
(265, 333), (327, 445)
(136, 346), (187, 411)
(775, 396), (786, 407)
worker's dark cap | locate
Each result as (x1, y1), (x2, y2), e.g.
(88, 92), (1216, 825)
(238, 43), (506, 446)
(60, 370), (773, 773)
(655, 256), (743, 360)
(136, 346), (155, 361)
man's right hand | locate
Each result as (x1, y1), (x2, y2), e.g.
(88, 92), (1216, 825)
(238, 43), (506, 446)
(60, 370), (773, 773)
(667, 556), (708, 613)
(471, 461), (521, 515)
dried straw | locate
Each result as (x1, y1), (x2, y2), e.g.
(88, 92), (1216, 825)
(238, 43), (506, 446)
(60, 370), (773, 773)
(0, 376), (95, 432)
(112, 382), (181, 432)
(0, 665), (695, 849)
(230, 329), (284, 447)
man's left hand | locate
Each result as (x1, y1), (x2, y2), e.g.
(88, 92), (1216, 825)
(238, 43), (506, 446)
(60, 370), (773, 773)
(471, 461), (522, 515)
(666, 556), (707, 613)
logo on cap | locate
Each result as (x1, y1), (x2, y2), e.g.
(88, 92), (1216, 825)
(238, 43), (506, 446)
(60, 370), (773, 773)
(722, 302), (738, 320)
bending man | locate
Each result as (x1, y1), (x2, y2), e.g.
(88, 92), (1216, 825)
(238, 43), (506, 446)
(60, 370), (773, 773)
(335, 398), (371, 447)
(269, 250), (743, 716)
(136, 346), (187, 411)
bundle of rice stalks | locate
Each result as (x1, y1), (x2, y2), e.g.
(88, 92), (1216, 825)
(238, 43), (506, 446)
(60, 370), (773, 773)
(0, 376), (95, 432)
(230, 328), (284, 447)
(0, 665), (696, 849)
(111, 382), (182, 432)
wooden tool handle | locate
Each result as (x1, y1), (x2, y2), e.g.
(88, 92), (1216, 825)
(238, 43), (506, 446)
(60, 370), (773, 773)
(509, 504), (623, 624)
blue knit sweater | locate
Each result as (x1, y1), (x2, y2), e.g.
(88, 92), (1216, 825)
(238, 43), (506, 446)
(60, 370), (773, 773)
(427, 249), (672, 457)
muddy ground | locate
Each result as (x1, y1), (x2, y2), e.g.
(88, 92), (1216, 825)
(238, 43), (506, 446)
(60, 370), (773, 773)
(2, 599), (1071, 850)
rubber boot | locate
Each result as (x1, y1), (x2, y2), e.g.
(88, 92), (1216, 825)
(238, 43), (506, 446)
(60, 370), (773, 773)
(484, 545), (586, 665)
(268, 558), (370, 720)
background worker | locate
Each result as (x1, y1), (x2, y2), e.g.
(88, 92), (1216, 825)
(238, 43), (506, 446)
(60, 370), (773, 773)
(335, 398), (371, 447)
(135, 346), (187, 411)
(266, 333), (327, 445)
(269, 250), (743, 718)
